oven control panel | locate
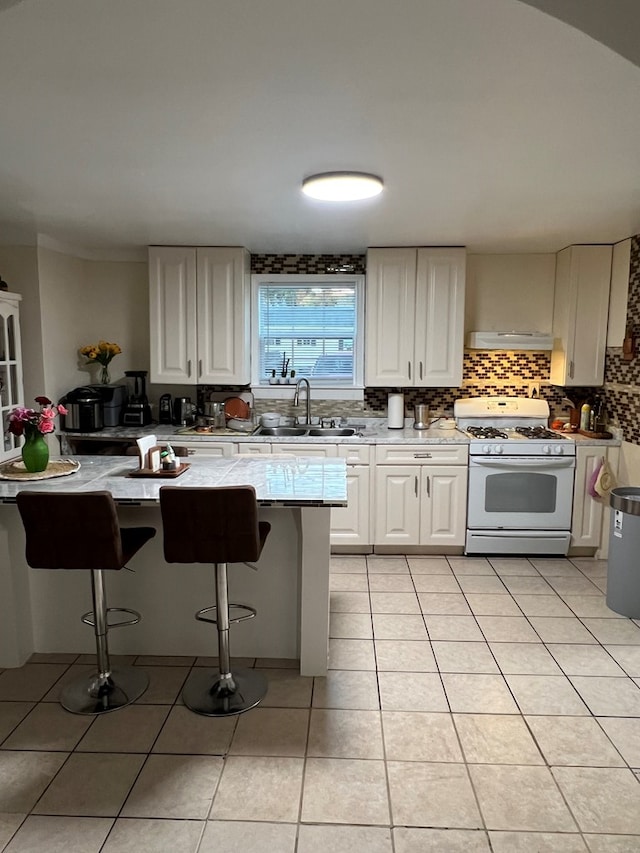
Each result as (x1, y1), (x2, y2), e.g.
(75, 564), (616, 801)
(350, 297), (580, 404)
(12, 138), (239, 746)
(472, 441), (575, 457)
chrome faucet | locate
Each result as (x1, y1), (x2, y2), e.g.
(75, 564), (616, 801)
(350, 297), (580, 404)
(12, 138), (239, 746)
(293, 377), (311, 425)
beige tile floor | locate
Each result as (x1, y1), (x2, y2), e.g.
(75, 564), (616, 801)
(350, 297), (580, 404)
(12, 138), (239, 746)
(1, 555), (640, 851)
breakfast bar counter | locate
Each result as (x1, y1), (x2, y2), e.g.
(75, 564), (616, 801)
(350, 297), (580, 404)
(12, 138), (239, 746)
(0, 455), (347, 675)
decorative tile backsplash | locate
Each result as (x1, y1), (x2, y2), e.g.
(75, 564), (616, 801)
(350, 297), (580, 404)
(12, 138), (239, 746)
(251, 254), (366, 275)
(603, 234), (640, 443)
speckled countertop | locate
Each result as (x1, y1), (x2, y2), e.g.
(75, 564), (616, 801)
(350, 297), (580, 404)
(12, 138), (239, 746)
(0, 455), (348, 506)
(59, 417), (620, 447)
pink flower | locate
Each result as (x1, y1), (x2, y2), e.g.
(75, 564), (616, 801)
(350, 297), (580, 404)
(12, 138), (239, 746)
(8, 396), (65, 437)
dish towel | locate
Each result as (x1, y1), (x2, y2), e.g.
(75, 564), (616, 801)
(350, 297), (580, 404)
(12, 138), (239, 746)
(587, 459), (603, 499)
(594, 458), (617, 499)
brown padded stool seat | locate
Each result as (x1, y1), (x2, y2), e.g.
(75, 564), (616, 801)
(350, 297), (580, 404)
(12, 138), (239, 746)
(16, 490), (155, 715)
(160, 485), (271, 716)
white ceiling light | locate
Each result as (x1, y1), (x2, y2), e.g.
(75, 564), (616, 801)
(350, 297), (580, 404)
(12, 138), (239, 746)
(302, 172), (384, 201)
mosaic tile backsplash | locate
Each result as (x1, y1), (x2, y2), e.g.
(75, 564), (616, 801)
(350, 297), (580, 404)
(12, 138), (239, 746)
(251, 254), (366, 275)
(603, 234), (640, 444)
(198, 349), (582, 422)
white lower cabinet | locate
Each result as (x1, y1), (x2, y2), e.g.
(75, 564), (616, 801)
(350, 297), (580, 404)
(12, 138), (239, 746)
(571, 444), (619, 554)
(374, 445), (468, 547)
(177, 441), (234, 458)
(331, 445), (371, 547)
(253, 442), (369, 546)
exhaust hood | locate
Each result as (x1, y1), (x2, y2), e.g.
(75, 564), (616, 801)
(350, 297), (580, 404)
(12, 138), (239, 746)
(466, 331), (553, 350)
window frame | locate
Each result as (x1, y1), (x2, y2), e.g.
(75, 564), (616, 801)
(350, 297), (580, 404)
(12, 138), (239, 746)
(250, 274), (365, 400)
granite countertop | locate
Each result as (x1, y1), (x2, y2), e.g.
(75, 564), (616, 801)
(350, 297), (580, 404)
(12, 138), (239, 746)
(0, 455), (348, 506)
(60, 417), (620, 447)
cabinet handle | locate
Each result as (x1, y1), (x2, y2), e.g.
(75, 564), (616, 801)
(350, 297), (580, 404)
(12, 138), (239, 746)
(419, 361), (423, 380)
(569, 360), (574, 379)
(414, 453), (432, 458)
(198, 359), (202, 379)
(408, 361), (411, 380)
(187, 360), (192, 378)
(426, 475), (430, 497)
(414, 475), (418, 497)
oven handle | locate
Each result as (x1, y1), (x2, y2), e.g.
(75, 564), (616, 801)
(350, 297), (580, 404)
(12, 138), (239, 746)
(470, 457), (575, 469)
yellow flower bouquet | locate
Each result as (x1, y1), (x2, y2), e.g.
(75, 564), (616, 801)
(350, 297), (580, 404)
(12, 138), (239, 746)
(80, 340), (122, 385)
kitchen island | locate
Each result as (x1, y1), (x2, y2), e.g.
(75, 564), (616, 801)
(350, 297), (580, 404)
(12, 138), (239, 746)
(0, 455), (347, 675)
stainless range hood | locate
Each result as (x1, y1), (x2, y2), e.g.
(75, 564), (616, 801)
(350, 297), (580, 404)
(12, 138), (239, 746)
(466, 331), (553, 350)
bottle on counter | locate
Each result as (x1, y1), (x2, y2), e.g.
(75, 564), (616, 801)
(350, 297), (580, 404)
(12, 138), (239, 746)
(580, 402), (591, 431)
(161, 443), (179, 470)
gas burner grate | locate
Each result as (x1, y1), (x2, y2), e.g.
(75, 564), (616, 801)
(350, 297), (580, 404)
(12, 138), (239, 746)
(515, 426), (566, 440)
(467, 426), (509, 439)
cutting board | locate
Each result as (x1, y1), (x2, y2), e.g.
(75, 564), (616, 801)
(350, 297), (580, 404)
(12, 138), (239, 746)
(578, 429), (612, 440)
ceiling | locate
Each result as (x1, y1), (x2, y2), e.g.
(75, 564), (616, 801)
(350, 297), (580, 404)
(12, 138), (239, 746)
(1, 0), (640, 257)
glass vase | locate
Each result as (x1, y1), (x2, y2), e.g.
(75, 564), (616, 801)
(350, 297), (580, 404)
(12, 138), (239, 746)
(100, 364), (110, 385)
(21, 430), (49, 473)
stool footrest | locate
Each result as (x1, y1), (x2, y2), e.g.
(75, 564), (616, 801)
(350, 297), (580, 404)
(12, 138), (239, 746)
(81, 607), (142, 630)
(195, 603), (256, 626)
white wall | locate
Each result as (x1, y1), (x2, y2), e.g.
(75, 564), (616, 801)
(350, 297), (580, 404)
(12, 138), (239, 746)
(36, 247), (148, 406)
(465, 253), (556, 333)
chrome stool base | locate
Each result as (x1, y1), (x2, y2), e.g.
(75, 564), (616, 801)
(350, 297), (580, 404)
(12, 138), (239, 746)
(61, 666), (149, 715)
(182, 667), (267, 716)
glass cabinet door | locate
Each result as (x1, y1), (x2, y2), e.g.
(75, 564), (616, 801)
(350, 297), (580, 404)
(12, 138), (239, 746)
(0, 294), (24, 461)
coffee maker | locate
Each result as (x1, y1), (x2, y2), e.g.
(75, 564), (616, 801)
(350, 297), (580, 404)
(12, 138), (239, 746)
(122, 370), (153, 426)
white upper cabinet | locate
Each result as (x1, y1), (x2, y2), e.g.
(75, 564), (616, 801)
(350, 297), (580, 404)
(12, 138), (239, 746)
(365, 247), (465, 386)
(550, 245), (612, 387)
(149, 246), (250, 385)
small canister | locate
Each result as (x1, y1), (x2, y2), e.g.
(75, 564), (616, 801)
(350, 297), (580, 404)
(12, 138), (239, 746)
(413, 404), (430, 430)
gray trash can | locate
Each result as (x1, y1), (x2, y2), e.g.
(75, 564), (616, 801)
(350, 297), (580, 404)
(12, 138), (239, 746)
(607, 487), (640, 617)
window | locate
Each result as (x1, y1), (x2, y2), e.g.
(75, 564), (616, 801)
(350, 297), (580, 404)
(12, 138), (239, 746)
(251, 274), (364, 390)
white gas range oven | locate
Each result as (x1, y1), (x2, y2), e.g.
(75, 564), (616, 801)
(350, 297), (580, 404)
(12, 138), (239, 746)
(454, 396), (576, 556)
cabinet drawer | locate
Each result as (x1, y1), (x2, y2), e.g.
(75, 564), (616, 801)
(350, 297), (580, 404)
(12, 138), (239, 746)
(274, 444), (338, 458)
(177, 441), (234, 458)
(375, 444), (468, 465)
(337, 444), (370, 464)
(236, 443), (272, 454)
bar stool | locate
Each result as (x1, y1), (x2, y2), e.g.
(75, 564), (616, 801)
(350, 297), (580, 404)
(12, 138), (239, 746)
(159, 485), (271, 716)
(15, 490), (155, 715)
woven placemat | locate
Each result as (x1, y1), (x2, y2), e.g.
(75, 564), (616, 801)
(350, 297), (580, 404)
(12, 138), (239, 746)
(0, 459), (81, 481)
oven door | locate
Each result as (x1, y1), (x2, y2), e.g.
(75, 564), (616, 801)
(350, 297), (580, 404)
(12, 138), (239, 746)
(468, 456), (575, 530)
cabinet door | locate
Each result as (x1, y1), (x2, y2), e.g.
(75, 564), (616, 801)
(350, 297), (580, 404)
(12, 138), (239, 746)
(331, 466), (370, 546)
(420, 466), (468, 546)
(196, 248), (250, 384)
(550, 245), (612, 386)
(0, 294), (24, 463)
(374, 465), (420, 545)
(149, 247), (198, 384)
(571, 446), (605, 549)
(414, 249), (465, 387)
(365, 248), (416, 386)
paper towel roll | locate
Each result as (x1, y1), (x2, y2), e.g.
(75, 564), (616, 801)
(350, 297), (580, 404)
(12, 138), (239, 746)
(388, 393), (405, 429)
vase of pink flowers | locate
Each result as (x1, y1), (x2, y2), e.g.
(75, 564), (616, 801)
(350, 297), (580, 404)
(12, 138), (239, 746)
(8, 396), (68, 473)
